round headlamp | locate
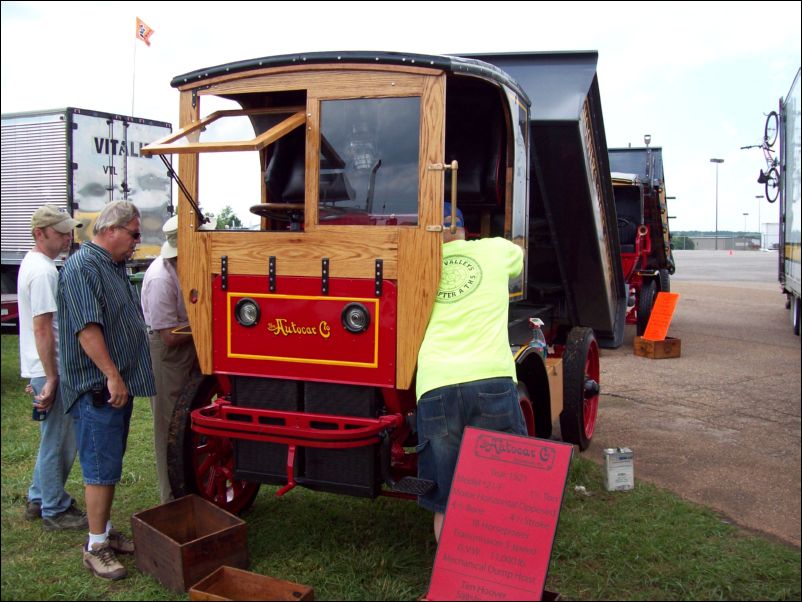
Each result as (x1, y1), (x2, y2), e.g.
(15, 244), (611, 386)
(341, 302), (370, 334)
(235, 298), (260, 327)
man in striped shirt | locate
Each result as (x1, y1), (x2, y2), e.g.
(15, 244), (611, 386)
(58, 200), (156, 580)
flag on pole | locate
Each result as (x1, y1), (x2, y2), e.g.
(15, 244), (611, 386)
(135, 17), (154, 46)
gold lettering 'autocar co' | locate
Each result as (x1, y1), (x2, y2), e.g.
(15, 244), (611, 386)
(268, 318), (332, 339)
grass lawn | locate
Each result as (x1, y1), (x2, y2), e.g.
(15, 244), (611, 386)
(1, 334), (799, 600)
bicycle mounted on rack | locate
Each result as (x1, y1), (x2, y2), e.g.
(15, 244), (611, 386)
(742, 110), (781, 203)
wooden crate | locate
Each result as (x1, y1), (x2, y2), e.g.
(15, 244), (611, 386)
(189, 566), (315, 601)
(633, 336), (681, 359)
(131, 495), (248, 592)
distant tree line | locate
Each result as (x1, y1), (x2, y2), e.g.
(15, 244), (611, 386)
(672, 230), (759, 237)
(671, 231), (761, 251)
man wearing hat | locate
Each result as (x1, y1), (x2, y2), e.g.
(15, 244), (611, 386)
(17, 205), (88, 530)
(141, 215), (200, 503)
(415, 203), (527, 542)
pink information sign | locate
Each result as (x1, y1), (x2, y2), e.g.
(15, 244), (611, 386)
(426, 428), (573, 601)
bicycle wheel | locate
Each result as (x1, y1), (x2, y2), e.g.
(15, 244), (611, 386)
(764, 111), (779, 148)
(765, 167), (780, 203)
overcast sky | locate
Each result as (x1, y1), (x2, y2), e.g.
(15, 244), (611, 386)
(2, 1), (800, 233)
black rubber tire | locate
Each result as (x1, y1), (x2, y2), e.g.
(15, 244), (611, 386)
(517, 382), (536, 437)
(765, 167), (780, 203)
(792, 296), (800, 337)
(637, 279), (658, 336)
(658, 269), (671, 293)
(764, 111), (779, 148)
(559, 327), (600, 451)
(167, 374), (260, 514)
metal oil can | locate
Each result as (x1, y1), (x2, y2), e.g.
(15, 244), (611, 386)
(603, 447), (634, 491)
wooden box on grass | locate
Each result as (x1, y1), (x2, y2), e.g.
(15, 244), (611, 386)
(633, 336), (681, 359)
(189, 566), (315, 601)
(131, 494), (248, 592)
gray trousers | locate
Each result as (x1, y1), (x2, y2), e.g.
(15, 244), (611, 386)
(148, 332), (200, 503)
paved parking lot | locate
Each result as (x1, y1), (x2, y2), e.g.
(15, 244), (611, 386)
(587, 250), (801, 547)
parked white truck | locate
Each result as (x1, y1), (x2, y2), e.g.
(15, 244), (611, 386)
(779, 69), (801, 335)
(1, 107), (172, 325)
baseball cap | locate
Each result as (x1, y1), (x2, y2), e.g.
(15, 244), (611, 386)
(31, 205), (83, 234)
(443, 202), (464, 227)
(161, 215), (178, 259)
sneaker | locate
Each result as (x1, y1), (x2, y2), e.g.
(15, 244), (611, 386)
(107, 529), (135, 554)
(83, 541), (127, 580)
(42, 508), (89, 531)
(24, 499), (42, 521)
(64, 499), (86, 518)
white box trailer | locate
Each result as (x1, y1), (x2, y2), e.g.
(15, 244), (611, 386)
(779, 69), (801, 335)
(1, 107), (172, 315)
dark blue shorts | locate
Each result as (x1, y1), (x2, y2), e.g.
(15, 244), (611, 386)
(69, 392), (133, 485)
(416, 377), (526, 513)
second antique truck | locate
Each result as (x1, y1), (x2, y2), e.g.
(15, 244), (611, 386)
(608, 143), (675, 334)
(142, 50), (625, 513)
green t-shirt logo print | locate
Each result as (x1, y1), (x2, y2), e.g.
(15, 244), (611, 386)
(436, 255), (483, 303)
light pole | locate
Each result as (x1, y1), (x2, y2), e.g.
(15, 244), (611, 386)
(710, 158), (724, 250)
(755, 195), (763, 249)
(743, 212), (749, 232)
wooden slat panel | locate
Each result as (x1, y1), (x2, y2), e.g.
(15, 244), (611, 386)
(304, 97), (320, 229)
(176, 91), (214, 374)
(203, 71), (425, 99)
(208, 230), (399, 279)
(176, 62), (440, 92)
(396, 75), (445, 389)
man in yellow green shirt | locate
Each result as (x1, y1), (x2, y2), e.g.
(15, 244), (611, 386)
(416, 203), (527, 541)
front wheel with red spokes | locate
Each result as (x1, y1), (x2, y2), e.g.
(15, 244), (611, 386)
(167, 375), (260, 514)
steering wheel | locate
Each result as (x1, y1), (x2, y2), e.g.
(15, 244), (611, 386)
(617, 217), (636, 229)
(250, 203), (305, 223)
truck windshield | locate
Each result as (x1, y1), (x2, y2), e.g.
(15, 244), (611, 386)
(318, 97), (420, 226)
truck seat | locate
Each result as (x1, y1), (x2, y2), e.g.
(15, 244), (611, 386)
(614, 186), (643, 252)
(265, 128), (351, 204)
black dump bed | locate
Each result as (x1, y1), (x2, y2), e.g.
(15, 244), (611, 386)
(473, 52), (626, 348)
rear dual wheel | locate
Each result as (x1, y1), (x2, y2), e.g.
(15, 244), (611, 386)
(517, 382), (536, 437)
(559, 327), (600, 451)
(167, 375), (260, 514)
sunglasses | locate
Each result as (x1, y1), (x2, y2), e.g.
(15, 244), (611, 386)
(118, 225), (141, 241)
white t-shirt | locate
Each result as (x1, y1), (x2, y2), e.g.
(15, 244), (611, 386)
(17, 250), (60, 378)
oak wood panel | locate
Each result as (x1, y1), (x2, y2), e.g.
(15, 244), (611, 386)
(201, 71), (425, 100)
(304, 96), (320, 229)
(175, 62), (440, 92)
(176, 91), (214, 374)
(208, 230), (399, 279)
(395, 74), (445, 390)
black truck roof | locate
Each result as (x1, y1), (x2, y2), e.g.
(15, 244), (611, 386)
(170, 50), (530, 104)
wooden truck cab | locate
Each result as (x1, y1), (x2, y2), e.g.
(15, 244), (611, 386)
(144, 51), (606, 513)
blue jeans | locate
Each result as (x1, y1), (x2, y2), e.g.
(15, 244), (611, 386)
(27, 377), (78, 518)
(69, 391), (133, 485)
(416, 377), (526, 513)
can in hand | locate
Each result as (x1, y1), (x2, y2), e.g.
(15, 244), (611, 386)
(32, 401), (47, 421)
